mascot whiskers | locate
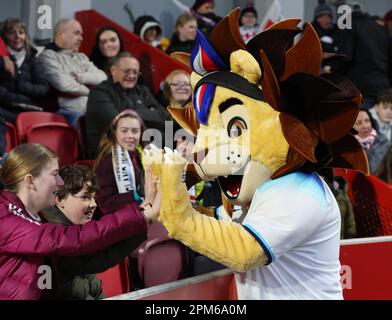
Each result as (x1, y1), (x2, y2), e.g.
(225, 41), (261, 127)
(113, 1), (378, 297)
(145, 8), (368, 299)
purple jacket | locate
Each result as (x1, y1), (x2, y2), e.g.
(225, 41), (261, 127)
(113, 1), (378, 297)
(0, 191), (147, 300)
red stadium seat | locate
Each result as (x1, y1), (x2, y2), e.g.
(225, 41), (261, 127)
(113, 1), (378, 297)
(26, 122), (79, 166)
(16, 112), (68, 143)
(5, 122), (18, 153)
(137, 235), (190, 288)
(96, 258), (131, 298)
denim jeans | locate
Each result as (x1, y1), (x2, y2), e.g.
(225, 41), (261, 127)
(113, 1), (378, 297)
(57, 108), (82, 127)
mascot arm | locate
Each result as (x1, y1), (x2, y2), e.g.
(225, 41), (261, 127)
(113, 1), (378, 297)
(157, 149), (268, 272)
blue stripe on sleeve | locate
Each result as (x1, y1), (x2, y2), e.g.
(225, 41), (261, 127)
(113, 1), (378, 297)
(243, 224), (275, 265)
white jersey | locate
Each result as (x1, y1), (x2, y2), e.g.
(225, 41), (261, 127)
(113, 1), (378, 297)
(218, 171), (343, 300)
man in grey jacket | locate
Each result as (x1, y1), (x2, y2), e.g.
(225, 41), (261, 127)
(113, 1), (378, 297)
(38, 19), (107, 125)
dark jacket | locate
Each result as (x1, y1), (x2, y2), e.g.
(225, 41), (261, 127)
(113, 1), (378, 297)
(95, 152), (144, 214)
(193, 12), (222, 37)
(42, 205), (146, 300)
(85, 78), (169, 158)
(311, 21), (340, 53)
(337, 12), (392, 103)
(0, 47), (49, 109)
(133, 15), (163, 49)
(166, 33), (196, 55)
(366, 133), (391, 174)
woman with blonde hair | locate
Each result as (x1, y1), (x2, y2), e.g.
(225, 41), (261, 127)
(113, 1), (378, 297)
(95, 109), (148, 215)
(0, 143), (160, 300)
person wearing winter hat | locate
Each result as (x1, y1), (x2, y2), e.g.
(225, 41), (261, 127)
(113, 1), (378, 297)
(239, 6), (260, 43)
(312, 4), (339, 54)
(191, 0), (221, 37)
(133, 15), (169, 51)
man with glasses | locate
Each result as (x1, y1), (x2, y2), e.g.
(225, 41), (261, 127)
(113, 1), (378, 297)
(86, 52), (168, 158)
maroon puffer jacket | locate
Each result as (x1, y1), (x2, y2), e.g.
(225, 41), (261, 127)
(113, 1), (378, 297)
(0, 191), (147, 300)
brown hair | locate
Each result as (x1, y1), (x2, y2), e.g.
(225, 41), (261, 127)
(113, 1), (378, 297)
(56, 165), (99, 201)
(376, 88), (392, 105)
(95, 110), (145, 167)
(162, 69), (191, 106)
(1, 144), (57, 192)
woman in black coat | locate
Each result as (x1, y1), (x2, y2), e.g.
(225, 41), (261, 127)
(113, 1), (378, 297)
(0, 18), (49, 122)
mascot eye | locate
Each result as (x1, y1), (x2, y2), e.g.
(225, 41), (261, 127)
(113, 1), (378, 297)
(228, 117), (247, 138)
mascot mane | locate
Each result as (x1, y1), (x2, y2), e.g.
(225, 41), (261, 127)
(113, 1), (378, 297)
(169, 8), (368, 186)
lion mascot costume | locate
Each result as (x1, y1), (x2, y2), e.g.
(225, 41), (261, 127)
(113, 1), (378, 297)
(145, 8), (368, 299)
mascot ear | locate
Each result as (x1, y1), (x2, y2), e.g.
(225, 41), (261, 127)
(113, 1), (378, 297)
(209, 7), (246, 61)
(230, 50), (262, 84)
(168, 103), (200, 137)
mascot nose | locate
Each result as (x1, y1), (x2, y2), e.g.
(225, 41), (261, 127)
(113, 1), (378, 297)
(193, 148), (209, 165)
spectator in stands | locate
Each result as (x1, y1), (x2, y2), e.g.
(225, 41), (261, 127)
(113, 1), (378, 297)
(337, 4), (392, 108)
(369, 88), (392, 141)
(89, 26), (125, 75)
(42, 165), (150, 300)
(161, 69), (192, 109)
(312, 4), (339, 54)
(133, 15), (169, 51)
(0, 143), (160, 300)
(38, 19), (107, 126)
(94, 110), (145, 214)
(354, 108), (390, 174)
(0, 18), (49, 122)
(86, 52), (168, 158)
(191, 0), (222, 37)
(239, 5), (260, 43)
(376, 146), (392, 184)
(166, 14), (197, 55)
(318, 168), (357, 239)
(159, 69), (192, 135)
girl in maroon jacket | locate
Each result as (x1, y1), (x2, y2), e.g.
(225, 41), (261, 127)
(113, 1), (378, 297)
(0, 143), (160, 299)
(95, 110), (146, 214)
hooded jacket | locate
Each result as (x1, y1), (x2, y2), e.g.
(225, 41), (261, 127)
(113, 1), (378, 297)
(0, 190), (146, 300)
(134, 15), (164, 49)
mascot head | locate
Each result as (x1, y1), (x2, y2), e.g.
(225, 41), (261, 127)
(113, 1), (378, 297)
(169, 8), (368, 207)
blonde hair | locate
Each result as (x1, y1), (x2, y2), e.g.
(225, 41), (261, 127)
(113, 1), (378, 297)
(95, 110), (145, 167)
(163, 69), (191, 106)
(1, 144), (57, 192)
